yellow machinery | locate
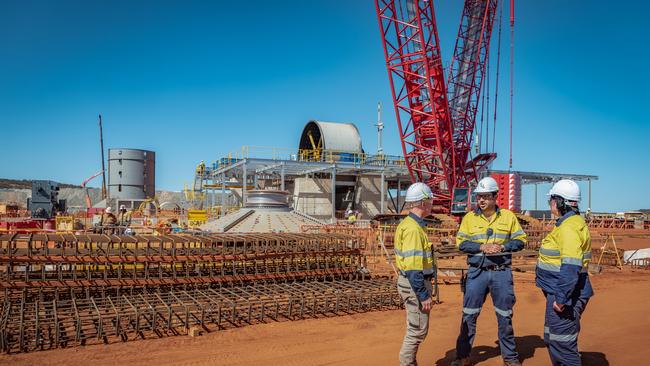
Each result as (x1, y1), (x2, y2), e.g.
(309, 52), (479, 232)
(184, 161), (208, 209)
(136, 197), (160, 217)
(300, 130), (323, 162)
(187, 209), (207, 228)
(55, 216), (74, 231)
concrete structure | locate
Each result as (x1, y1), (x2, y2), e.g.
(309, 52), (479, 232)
(201, 190), (324, 233)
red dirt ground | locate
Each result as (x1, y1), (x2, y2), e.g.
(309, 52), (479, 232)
(2, 269), (649, 366)
(607, 235), (650, 250)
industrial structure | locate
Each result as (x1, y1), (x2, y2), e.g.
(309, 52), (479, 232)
(491, 170), (599, 211)
(107, 148), (156, 209)
(191, 120), (599, 221)
(197, 120), (412, 223)
(26, 181), (66, 220)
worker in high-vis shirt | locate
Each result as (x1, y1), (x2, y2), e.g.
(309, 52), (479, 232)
(394, 182), (436, 366)
(452, 177), (527, 366)
(536, 179), (593, 366)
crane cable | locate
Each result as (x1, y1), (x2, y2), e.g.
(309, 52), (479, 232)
(509, 0), (515, 170)
(485, 39), (490, 154)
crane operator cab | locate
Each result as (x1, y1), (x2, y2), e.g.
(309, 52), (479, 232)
(451, 187), (477, 215)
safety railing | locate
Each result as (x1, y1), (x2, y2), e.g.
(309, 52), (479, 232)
(214, 146), (405, 170)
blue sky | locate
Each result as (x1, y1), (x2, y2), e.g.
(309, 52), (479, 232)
(1, 1), (648, 212)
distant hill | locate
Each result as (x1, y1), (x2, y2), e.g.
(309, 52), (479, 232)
(0, 178), (184, 210)
(0, 178), (81, 190)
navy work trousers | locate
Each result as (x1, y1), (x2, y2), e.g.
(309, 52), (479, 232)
(543, 292), (589, 366)
(456, 267), (518, 361)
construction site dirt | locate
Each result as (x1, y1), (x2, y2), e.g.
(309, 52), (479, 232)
(2, 268), (648, 366)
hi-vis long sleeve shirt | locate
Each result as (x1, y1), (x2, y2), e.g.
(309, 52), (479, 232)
(536, 211), (594, 304)
(395, 213), (436, 301)
(456, 208), (527, 268)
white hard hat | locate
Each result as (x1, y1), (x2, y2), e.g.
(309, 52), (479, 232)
(548, 179), (580, 201)
(405, 182), (433, 202)
(119, 205), (126, 210)
(474, 177), (499, 194)
(105, 207), (113, 214)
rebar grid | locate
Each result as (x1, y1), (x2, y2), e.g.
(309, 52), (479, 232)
(0, 279), (400, 353)
(630, 258), (650, 269)
(0, 233), (364, 298)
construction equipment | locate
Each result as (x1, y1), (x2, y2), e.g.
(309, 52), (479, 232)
(81, 170), (104, 209)
(98, 114), (107, 200)
(375, 0), (508, 211)
(184, 161), (209, 209)
(136, 197), (159, 214)
(26, 181), (66, 219)
(305, 129), (323, 161)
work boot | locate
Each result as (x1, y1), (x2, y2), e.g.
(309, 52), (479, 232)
(450, 358), (471, 366)
(503, 359), (522, 366)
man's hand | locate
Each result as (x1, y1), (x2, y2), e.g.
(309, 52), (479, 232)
(420, 297), (433, 312)
(480, 244), (502, 254)
(488, 244), (502, 254)
(553, 301), (565, 312)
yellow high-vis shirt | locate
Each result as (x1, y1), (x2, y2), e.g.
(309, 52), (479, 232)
(456, 208), (527, 248)
(394, 215), (435, 275)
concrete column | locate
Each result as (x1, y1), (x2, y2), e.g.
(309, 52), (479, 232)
(242, 160), (247, 207)
(331, 165), (336, 223)
(380, 171), (385, 214)
(280, 163), (285, 191)
(221, 172), (226, 218)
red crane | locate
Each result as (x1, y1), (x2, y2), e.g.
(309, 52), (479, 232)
(375, 0), (503, 211)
